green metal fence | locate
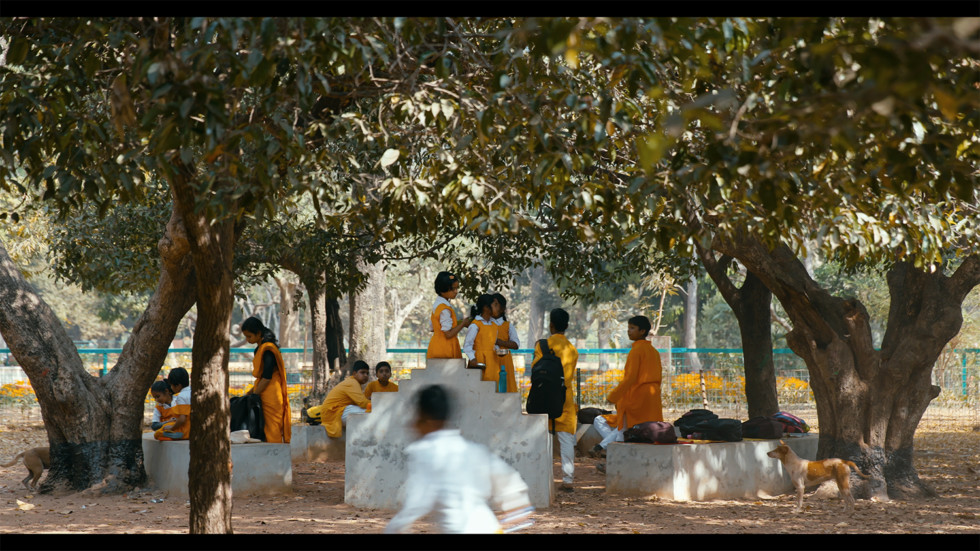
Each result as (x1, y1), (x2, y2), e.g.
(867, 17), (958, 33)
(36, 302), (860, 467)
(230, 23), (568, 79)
(1, 347), (977, 418)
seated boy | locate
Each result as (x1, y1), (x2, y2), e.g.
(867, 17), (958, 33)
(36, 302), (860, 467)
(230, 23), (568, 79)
(364, 361), (399, 399)
(319, 360), (372, 438)
(591, 315), (663, 457)
(384, 384), (532, 534)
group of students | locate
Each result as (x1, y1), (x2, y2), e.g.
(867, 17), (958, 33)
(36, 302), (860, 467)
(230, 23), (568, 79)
(424, 270), (665, 491)
(146, 270), (664, 533)
(149, 367), (191, 441)
(308, 359), (400, 438)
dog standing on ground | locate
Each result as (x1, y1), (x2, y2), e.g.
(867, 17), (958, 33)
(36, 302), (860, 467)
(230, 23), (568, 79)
(1, 447), (51, 491)
(767, 440), (870, 512)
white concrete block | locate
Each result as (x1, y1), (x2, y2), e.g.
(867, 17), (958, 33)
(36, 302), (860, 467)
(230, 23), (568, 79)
(606, 434), (818, 501)
(290, 424), (345, 462)
(345, 358), (554, 510)
(141, 432), (292, 497)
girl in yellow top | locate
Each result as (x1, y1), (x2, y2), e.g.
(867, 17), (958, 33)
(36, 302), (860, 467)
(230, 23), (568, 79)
(242, 316), (292, 444)
(149, 380), (190, 440)
(427, 272), (473, 359)
(492, 293), (519, 393)
(463, 294), (503, 385)
(364, 361), (399, 399)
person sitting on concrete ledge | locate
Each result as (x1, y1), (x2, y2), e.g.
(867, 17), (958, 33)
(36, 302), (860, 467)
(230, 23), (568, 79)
(364, 361), (399, 399)
(320, 361), (372, 438)
(591, 315), (663, 458)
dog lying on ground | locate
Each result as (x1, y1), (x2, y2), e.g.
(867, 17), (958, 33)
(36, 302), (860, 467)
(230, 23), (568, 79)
(767, 440), (870, 512)
(1, 446), (51, 491)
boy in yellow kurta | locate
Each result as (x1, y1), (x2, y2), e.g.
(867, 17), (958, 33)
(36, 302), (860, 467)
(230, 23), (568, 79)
(463, 294), (502, 385)
(320, 361), (372, 438)
(591, 315), (663, 456)
(530, 308), (578, 491)
(427, 272), (473, 359)
(242, 316), (291, 444)
(364, 361), (399, 399)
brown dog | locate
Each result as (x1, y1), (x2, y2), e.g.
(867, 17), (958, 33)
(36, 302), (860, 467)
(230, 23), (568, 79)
(767, 440), (869, 512)
(1, 447), (51, 491)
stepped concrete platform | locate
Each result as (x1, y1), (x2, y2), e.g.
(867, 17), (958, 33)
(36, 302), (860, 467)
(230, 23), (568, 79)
(141, 432), (292, 497)
(345, 358), (553, 510)
(290, 424), (345, 462)
(606, 433), (818, 501)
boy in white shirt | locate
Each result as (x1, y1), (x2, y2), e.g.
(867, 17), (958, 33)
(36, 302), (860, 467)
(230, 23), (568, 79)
(384, 384), (532, 534)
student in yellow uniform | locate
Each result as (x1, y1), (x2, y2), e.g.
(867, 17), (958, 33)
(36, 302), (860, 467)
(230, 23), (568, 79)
(242, 316), (291, 444)
(364, 361), (399, 399)
(166, 367), (191, 405)
(492, 293), (519, 393)
(530, 308), (578, 491)
(149, 380), (190, 440)
(591, 315), (663, 456)
(320, 361), (372, 438)
(463, 294), (502, 385)
(427, 272), (473, 359)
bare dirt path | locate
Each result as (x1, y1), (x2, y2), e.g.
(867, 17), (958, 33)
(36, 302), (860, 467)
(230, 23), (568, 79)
(0, 418), (977, 542)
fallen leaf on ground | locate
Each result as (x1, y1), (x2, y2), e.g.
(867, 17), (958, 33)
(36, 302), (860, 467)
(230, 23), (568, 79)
(16, 500), (34, 511)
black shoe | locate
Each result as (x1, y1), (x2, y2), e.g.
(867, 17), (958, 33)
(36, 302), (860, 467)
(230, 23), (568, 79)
(589, 444), (606, 459)
(559, 483), (574, 492)
(596, 462), (606, 474)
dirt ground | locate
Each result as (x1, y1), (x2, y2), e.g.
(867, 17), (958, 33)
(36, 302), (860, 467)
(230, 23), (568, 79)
(0, 417), (977, 544)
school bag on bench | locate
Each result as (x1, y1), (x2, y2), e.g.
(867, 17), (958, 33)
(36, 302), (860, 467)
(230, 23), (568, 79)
(741, 416), (784, 439)
(624, 421), (678, 444)
(674, 409), (718, 437)
(690, 418), (743, 441)
(771, 411), (810, 434)
(230, 394), (265, 441)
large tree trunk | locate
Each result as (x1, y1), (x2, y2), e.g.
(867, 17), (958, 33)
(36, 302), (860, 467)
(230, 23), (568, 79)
(170, 173), (236, 533)
(325, 296), (347, 374)
(682, 276), (703, 372)
(348, 260), (386, 373)
(275, 275), (300, 369)
(697, 244), (779, 418)
(0, 207), (196, 494)
(715, 233), (980, 499)
(525, 264), (547, 364)
(386, 287), (424, 348)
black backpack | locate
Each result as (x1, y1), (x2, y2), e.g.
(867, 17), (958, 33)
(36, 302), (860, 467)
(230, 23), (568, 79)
(691, 418), (743, 442)
(742, 416), (783, 439)
(674, 408), (718, 437)
(230, 394), (265, 441)
(526, 339), (566, 424)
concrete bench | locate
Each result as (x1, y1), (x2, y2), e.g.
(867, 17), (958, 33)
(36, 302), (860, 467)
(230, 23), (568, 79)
(141, 432), (292, 497)
(290, 424), (346, 462)
(605, 434), (818, 501)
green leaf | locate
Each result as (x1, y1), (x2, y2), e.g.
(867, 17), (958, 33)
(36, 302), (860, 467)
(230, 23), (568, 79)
(380, 148), (400, 168)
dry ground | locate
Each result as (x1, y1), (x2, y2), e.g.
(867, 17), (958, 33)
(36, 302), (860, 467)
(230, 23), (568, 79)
(0, 415), (977, 544)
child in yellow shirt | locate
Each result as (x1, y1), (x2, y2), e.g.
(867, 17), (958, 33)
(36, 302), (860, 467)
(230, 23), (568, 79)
(364, 361), (399, 399)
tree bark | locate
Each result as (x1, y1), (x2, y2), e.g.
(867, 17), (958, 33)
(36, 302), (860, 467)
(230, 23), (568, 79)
(0, 206), (196, 494)
(697, 243), (780, 418)
(274, 275), (300, 369)
(169, 171), (236, 534)
(525, 264), (547, 364)
(386, 287), (424, 348)
(348, 260), (386, 373)
(714, 232), (980, 499)
(682, 276), (703, 373)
